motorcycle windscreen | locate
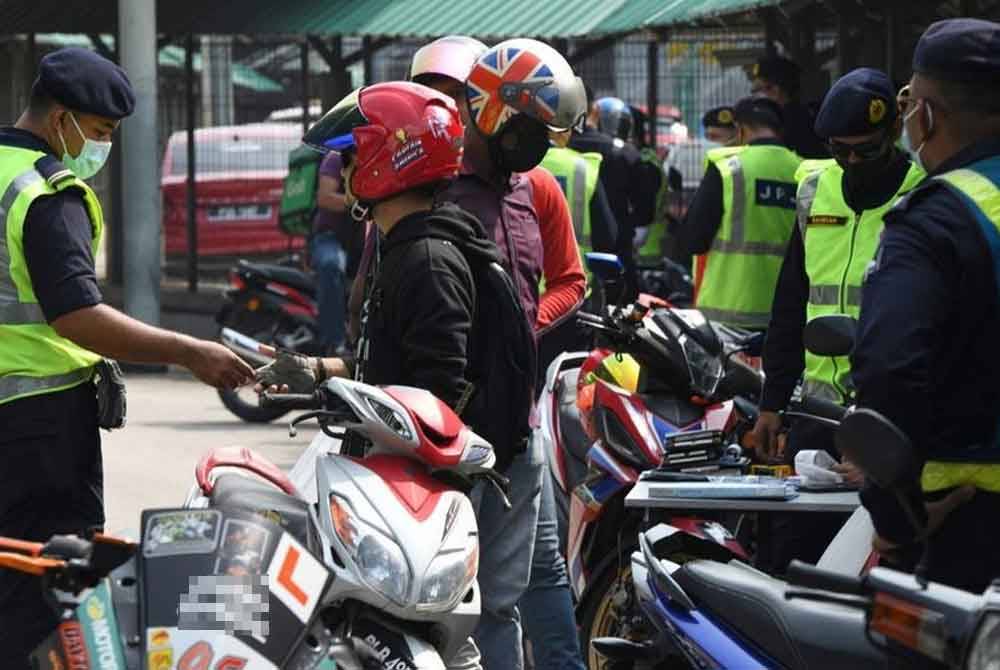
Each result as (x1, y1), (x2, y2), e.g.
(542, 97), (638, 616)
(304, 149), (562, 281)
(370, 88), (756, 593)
(138, 507), (333, 669)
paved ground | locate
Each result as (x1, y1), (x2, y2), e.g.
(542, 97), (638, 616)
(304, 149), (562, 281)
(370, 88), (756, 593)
(102, 370), (317, 533)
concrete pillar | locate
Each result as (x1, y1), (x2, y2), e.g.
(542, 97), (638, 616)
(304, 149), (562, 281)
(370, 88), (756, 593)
(200, 35), (234, 126)
(119, 0), (160, 324)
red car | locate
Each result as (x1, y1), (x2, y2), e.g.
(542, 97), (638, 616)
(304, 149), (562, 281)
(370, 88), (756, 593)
(161, 123), (305, 256)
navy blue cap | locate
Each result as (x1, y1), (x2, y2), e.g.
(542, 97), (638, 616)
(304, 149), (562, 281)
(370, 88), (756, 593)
(913, 18), (1000, 84)
(703, 106), (735, 129)
(36, 48), (135, 119)
(814, 68), (896, 139)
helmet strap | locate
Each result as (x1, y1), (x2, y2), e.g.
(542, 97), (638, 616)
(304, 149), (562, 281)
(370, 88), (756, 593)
(350, 200), (372, 222)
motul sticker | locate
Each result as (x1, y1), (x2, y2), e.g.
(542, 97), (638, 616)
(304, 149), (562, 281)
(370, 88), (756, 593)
(265, 533), (329, 623)
(58, 622), (89, 670)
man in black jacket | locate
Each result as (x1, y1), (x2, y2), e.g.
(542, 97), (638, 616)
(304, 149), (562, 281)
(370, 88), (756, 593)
(256, 82), (536, 670)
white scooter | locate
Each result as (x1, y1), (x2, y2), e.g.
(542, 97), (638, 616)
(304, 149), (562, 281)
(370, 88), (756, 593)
(186, 376), (509, 668)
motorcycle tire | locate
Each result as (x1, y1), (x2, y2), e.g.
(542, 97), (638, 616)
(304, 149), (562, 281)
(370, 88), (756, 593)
(578, 559), (686, 670)
(216, 305), (293, 423)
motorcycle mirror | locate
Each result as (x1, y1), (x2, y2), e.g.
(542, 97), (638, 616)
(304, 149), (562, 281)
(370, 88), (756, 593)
(803, 314), (857, 357)
(740, 331), (765, 358)
(585, 252), (625, 282)
(835, 408), (915, 489)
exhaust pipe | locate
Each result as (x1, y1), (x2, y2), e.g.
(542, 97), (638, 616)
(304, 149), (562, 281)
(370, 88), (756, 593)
(220, 327), (273, 367)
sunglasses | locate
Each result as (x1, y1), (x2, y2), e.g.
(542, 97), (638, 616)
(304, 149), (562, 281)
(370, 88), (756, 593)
(827, 135), (888, 161)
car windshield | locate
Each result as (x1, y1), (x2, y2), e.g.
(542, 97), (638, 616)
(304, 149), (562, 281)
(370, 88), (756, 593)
(168, 134), (300, 175)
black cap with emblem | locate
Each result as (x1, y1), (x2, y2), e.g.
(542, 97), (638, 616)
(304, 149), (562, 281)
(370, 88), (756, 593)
(35, 47), (135, 120)
(814, 68), (897, 139)
(703, 106), (736, 129)
(913, 18), (1000, 84)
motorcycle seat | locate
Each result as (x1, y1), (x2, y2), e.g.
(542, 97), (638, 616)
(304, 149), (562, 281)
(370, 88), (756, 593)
(557, 369), (591, 463)
(673, 560), (884, 670)
(210, 474), (317, 552)
(239, 261), (315, 296)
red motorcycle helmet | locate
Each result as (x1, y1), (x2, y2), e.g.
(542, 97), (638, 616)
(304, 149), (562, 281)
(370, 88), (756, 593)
(304, 81), (464, 202)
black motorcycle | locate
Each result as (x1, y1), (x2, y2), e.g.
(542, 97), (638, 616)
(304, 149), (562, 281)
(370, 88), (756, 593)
(216, 256), (322, 422)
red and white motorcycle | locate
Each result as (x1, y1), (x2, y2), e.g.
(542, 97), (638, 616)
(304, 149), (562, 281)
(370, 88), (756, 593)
(186, 377), (508, 668)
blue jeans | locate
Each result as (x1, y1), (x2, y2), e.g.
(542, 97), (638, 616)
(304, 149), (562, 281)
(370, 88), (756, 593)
(451, 437), (543, 670)
(520, 463), (586, 670)
(309, 232), (347, 352)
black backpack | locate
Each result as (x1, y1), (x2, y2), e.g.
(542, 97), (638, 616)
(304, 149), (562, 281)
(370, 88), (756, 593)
(458, 254), (538, 472)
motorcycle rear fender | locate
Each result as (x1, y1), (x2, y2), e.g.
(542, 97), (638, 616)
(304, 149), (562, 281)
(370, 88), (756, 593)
(631, 551), (771, 670)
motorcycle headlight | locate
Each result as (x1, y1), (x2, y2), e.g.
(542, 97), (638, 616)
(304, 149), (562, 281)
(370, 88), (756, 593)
(967, 613), (1000, 670)
(330, 494), (412, 606)
(418, 541), (478, 613)
(679, 333), (723, 397)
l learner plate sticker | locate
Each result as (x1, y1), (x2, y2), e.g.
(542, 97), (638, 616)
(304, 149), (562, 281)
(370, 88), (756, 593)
(265, 533), (328, 623)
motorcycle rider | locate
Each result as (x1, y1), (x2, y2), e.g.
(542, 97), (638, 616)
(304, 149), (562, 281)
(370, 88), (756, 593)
(851, 18), (1000, 602)
(258, 80), (531, 670)
(749, 68), (924, 572)
(678, 96), (801, 329)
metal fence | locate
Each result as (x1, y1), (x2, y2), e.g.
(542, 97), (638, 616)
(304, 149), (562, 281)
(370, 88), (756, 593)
(0, 29), (837, 286)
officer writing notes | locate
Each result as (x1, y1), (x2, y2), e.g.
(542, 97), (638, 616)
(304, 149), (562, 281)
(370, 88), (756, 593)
(0, 48), (252, 666)
(852, 19), (1000, 600)
(750, 68), (924, 571)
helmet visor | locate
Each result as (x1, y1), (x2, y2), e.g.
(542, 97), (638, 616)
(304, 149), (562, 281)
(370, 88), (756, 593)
(303, 88), (366, 154)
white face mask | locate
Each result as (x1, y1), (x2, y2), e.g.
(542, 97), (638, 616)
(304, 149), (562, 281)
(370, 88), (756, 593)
(901, 101), (932, 173)
(58, 112), (112, 180)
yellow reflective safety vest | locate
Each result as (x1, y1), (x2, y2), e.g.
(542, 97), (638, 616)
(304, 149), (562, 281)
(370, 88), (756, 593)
(797, 159), (925, 401)
(540, 146), (602, 254)
(914, 156), (1000, 493)
(695, 144), (801, 328)
(0, 145), (103, 405)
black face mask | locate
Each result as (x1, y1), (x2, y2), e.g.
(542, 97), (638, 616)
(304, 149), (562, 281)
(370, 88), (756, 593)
(488, 114), (550, 174)
(836, 135), (894, 188)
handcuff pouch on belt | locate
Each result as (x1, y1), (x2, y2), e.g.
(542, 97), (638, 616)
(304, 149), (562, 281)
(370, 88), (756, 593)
(95, 358), (127, 430)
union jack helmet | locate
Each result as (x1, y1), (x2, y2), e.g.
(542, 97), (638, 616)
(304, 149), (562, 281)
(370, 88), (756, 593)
(465, 38), (586, 138)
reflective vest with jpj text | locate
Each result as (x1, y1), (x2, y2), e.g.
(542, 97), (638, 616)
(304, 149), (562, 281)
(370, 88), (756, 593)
(694, 144), (801, 329)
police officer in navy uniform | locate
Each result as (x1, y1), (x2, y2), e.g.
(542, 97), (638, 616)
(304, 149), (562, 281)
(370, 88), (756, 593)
(0, 48), (252, 665)
(750, 69), (923, 573)
(852, 19), (1000, 606)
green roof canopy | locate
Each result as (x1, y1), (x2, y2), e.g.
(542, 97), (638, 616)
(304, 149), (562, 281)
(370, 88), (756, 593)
(36, 34), (283, 92)
(8, 0), (779, 38)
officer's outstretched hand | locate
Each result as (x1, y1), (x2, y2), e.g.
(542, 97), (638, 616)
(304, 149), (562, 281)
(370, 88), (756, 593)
(254, 349), (320, 395)
(748, 411), (783, 462)
(184, 340), (254, 389)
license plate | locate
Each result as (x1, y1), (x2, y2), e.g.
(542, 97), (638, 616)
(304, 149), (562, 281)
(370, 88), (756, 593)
(352, 617), (425, 670)
(206, 204), (272, 222)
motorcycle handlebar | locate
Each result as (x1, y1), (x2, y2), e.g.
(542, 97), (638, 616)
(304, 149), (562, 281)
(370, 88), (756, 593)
(790, 394), (848, 423)
(260, 391), (324, 410)
(786, 560), (867, 595)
